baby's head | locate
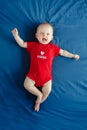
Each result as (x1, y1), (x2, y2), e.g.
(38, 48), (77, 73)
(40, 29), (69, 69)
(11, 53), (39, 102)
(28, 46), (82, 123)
(35, 22), (54, 44)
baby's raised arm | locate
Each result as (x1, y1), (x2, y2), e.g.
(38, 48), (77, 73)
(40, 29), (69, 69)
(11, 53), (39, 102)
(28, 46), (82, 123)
(12, 28), (27, 48)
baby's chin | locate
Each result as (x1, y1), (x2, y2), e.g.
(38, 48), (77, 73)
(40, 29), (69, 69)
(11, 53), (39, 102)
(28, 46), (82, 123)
(38, 40), (48, 44)
(41, 41), (49, 44)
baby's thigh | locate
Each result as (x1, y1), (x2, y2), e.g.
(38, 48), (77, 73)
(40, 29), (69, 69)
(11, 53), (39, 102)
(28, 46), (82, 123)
(24, 77), (35, 87)
(42, 80), (52, 94)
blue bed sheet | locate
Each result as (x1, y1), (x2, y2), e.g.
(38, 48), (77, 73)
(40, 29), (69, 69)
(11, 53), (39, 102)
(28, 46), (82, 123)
(0, 0), (87, 129)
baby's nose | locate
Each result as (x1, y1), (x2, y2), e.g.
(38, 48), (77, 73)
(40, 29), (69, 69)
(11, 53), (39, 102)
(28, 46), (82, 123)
(43, 33), (46, 37)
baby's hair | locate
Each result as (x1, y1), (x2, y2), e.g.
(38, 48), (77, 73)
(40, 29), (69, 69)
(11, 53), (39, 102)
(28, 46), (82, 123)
(36, 22), (54, 32)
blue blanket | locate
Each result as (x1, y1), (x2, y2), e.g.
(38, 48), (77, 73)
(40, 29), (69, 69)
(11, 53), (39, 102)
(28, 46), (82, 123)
(0, 0), (87, 129)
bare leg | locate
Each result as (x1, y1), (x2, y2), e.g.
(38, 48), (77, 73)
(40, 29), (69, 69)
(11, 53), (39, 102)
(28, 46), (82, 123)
(24, 77), (43, 112)
(41, 80), (52, 103)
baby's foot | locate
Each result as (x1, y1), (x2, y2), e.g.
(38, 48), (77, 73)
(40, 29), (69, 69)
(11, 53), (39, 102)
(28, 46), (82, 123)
(34, 102), (40, 112)
(34, 94), (43, 112)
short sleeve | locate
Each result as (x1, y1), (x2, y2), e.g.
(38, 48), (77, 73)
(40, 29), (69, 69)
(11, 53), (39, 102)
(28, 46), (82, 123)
(52, 44), (60, 56)
(26, 42), (33, 52)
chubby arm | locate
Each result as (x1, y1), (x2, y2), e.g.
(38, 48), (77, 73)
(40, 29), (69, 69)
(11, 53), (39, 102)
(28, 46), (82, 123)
(11, 28), (27, 48)
(59, 49), (80, 60)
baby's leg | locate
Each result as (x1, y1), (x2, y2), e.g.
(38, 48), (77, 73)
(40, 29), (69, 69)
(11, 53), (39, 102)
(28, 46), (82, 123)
(24, 77), (43, 111)
(41, 80), (52, 103)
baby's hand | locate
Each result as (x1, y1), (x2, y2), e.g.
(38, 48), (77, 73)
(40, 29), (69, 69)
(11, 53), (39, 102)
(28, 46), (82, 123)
(73, 54), (80, 60)
(11, 28), (18, 35)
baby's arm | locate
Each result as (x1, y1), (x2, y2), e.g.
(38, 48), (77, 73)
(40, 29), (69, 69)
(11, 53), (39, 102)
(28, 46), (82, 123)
(59, 49), (80, 60)
(11, 28), (27, 48)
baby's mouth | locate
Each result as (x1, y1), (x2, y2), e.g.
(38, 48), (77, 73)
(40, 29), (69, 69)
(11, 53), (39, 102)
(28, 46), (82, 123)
(42, 38), (47, 42)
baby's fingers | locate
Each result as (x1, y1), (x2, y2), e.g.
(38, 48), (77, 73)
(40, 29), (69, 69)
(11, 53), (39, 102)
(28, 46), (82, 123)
(74, 54), (80, 60)
(11, 28), (18, 35)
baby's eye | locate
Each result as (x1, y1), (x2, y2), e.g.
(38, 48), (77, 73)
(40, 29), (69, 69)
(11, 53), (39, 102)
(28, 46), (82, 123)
(47, 33), (50, 35)
(40, 32), (43, 34)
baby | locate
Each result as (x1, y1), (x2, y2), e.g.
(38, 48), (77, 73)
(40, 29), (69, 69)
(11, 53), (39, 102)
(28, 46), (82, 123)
(12, 22), (80, 112)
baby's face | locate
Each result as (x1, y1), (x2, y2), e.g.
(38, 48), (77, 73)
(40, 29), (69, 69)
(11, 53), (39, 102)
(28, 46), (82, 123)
(35, 24), (53, 44)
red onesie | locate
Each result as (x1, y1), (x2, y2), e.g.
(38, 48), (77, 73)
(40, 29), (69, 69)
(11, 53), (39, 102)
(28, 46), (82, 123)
(26, 42), (60, 87)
